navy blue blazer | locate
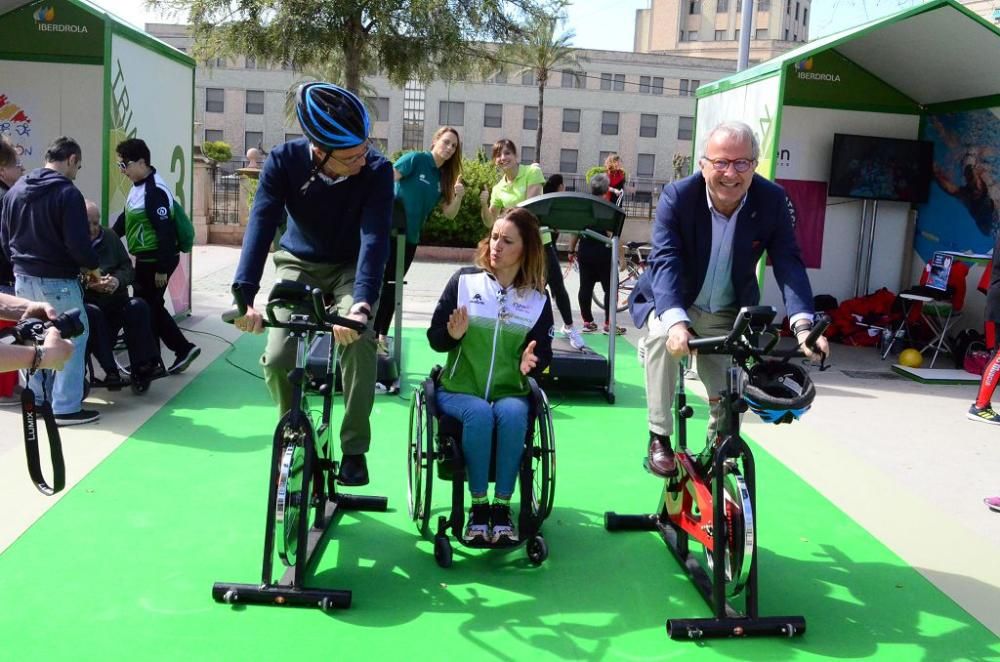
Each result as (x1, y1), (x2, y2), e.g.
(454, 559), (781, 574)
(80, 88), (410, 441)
(629, 172), (814, 328)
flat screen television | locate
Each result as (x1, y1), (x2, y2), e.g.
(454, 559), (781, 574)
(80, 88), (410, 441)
(828, 133), (933, 203)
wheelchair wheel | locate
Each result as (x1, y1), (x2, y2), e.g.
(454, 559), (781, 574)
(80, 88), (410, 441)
(528, 386), (556, 520)
(704, 469), (754, 597)
(407, 387), (434, 536)
(276, 442), (305, 567)
(526, 535), (548, 566)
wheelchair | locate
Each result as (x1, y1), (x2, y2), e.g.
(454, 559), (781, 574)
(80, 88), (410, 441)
(407, 366), (556, 567)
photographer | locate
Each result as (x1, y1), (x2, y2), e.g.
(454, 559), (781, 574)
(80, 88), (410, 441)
(0, 293), (74, 373)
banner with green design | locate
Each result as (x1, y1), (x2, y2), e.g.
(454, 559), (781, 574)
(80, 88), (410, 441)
(0, 0), (103, 60)
(783, 50), (919, 114)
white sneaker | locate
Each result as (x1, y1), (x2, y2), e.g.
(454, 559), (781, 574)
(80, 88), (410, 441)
(562, 324), (587, 350)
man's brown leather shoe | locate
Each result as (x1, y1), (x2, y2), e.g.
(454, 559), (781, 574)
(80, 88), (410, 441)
(646, 437), (677, 477)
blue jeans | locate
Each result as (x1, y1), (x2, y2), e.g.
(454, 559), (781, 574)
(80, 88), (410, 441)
(436, 389), (529, 498)
(15, 274), (89, 415)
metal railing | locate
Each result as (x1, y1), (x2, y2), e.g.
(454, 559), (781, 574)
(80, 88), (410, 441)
(209, 159), (245, 225)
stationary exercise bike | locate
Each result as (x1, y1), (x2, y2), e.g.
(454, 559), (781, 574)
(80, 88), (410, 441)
(212, 281), (388, 610)
(606, 306), (827, 640)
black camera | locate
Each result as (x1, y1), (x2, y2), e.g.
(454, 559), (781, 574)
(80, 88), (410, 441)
(0, 308), (85, 345)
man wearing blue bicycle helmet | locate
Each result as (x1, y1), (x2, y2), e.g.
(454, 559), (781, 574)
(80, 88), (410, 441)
(232, 82), (393, 487)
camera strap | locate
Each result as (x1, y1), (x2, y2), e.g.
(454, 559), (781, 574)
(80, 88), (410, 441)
(21, 385), (66, 496)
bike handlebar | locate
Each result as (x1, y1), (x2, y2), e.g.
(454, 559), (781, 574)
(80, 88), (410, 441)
(687, 307), (830, 359)
(222, 281), (368, 333)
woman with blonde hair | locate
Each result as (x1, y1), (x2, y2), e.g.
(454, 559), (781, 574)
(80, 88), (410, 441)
(373, 126), (465, 351)
(427, 207), (553, 543)
(605, 153), (626, 205)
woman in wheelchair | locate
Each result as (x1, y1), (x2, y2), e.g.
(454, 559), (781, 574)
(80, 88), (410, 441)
(427, 207), (553, 543)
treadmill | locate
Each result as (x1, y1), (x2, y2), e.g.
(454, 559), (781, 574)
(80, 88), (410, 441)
(518, 192), (626, 404)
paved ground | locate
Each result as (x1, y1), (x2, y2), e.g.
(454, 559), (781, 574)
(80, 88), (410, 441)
(2, 244), (999, 638)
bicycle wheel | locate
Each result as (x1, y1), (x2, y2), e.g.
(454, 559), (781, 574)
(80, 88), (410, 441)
(528, 384), (556, 521)
(704, 469), (755, 597)
(593, 263), (640, 313)
(276, 441), (306, 566)
(407, 386), (434, 537)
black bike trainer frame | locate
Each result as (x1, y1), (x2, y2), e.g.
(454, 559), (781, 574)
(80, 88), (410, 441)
(212, 284), (388, 610)
(606, 306), (809, 640)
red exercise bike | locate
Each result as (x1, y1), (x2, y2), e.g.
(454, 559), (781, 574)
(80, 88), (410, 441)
(606, 306), (827, 640)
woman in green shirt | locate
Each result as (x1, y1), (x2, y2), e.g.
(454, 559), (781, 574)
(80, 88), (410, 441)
(373, 126), (465, 351)
(479, 139), (587, 351)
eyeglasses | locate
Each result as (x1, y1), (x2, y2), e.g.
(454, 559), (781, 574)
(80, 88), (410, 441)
(117, 160), (135, 171)
(702, 157), (756, 173)
(326, 142), (370, 168)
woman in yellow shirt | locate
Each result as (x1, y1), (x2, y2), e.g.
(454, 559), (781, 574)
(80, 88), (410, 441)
(479, 139), (586, 350)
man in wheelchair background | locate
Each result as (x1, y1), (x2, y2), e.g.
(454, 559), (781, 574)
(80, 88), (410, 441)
(427, 207), (553, 544)
(83, 200), (161, 394)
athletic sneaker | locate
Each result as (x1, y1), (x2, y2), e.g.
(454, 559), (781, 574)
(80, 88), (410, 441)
(463, 503), (491, 542)
(581, 321), (599, 333)
(54, 409), (100, 427)
(984, 496), (1000, 513)
(562, 324), (587, 350)
(967, 404), (1000, 425)
(168, 345), (201, 375)
(603, 323), (626, 336)
(490, 503), (518, 543)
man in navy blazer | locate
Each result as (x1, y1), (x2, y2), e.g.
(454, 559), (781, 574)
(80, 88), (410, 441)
(630, 121), (830, 477)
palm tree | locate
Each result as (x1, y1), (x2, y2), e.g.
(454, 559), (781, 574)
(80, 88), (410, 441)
(502, 11), (581, 164)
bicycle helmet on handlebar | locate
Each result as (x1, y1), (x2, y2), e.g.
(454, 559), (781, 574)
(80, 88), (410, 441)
(743, 360), (816, 424)
(295, 82), (370, 151)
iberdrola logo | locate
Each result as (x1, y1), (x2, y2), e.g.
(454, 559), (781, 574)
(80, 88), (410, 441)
(795, 56), (840, 83)
(33, 5), (55, 22)
(795, 58), (814, 72)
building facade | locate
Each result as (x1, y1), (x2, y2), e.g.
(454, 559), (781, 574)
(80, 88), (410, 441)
(147, 23), (735, 190)
(634, 0), (811, 60)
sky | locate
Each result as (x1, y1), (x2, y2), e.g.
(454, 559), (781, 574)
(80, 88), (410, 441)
(88, 0), (929, 51)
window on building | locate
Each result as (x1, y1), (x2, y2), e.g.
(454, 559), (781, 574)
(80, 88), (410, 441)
(639, 75), (651, 94)
(559, 149), (578, 173)
(245, 131), (263, 153)
(521, 70), (535, 86)
(562, 108), (581, 133)
(679, 30), (686, 42)
(205, 87), (224, 113)
(793, 33), (798, 41)
(601, 111), (619, 135)
(600, 72), (612, 90)
(439, 101), (464, 126)
(803, 7), (808, 24)
(784, 28), (789, 39)
(370, 137), (388, 153)
(520, 145), (536, 165)
(717, 0), (728, 11)
(691, 79), (700, 93)
(613, 73), (625, 91)
(734, 29), (740, 42)
(795, 1), (800, 19)
(484, 103), (503, 128)
(756, 28), (769, 39)
(677, 116), (694, 141)
(599, 151), (614, 167)
(365, 96), (390, 121)
(640, 114), (658, 138)
(637, 154), (655, 178)
(482, 144), (493, 159)
(680, 79), (690, 97)
(245, 56), (256, 69)
(715, 29), (726, 40)
(687, 30), (699, 41)
(689, 0), (700, 13)
(494, 69), (508, 84)
(653, 77), (664, 94)
(786, 0), (791, 13)
(245, 90), (265, 115)
(736, 0), (742, 12)
(213, 57), (226, 68)
(523, 105), (538, 130)
(759, 0), (770, 9)
(284, 132), (303, 143)
(561, 69), (583, 88)
(204, 129), (224, 143)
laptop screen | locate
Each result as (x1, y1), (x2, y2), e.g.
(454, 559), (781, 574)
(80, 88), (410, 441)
(926, 252), (954, 292)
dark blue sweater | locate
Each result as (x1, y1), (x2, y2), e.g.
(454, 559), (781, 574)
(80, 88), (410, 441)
(233, 139), (394, 307)
(0, 168), (98, 279)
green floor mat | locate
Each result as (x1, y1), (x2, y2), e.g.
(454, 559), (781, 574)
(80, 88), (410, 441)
(1, 329), (997, 660)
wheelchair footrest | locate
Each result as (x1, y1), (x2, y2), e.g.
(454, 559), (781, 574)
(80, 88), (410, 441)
(666, 615), (806, 640)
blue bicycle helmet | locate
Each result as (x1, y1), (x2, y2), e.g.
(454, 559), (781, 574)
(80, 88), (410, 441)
(743, 360), (815, 424)
(295, 82), (370, 151)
